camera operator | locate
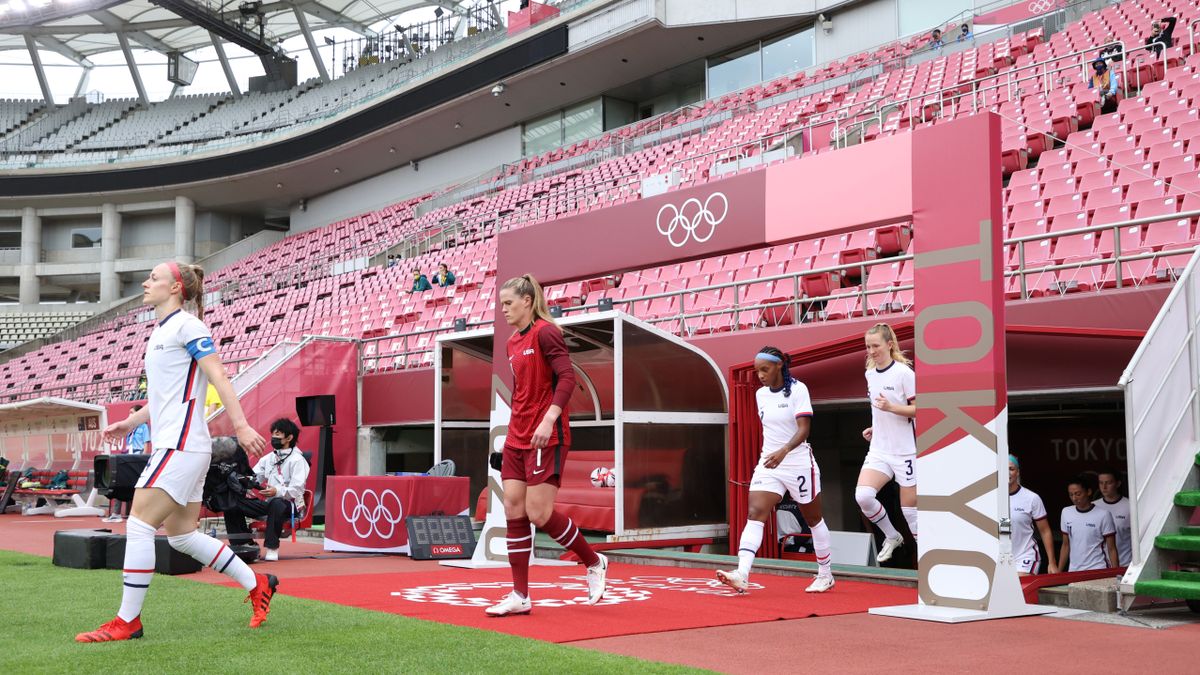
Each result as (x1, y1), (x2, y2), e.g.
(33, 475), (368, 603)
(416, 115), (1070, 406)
(221, 419), (310, 561)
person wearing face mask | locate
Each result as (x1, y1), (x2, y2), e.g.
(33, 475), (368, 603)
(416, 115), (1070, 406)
(1088, 57), (1120, 114)
(221, 418), (310, 562)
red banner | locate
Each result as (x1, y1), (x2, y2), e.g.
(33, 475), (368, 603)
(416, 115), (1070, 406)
(324, 476), (470, 553)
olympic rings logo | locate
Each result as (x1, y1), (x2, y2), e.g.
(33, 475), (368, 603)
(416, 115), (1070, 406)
(1027, 0), (1055, 14)
(655, 192), (728, 248)
(340, 488), (404, 539)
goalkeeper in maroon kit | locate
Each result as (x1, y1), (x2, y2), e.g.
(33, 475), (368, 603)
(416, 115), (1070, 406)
(486, 274), (609, 616)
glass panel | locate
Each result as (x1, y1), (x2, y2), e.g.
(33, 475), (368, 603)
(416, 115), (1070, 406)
(898, 0), (971, 38)
(622, 322), (725, 412)
(439, 344), (492, 422)
(707, 44), (760, 98)
(622, 423), (726, 530)
(439, 428), (489, 509)
(71, 227), (102, 249)
(563, 99), (603, 147)
(522, 110), (563, 155)
(762, 28), (814, 81)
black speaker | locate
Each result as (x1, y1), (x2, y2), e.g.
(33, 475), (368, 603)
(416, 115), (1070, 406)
(296, 395), (336, 427)
(549, 305), (563, 318)
(598, 297), (614, 311)
(53, 529), (113, 569)
(105, 535), (203, 575)
(453, 318), (467, 332)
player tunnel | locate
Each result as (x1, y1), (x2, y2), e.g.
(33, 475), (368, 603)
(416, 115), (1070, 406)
(434, 310), (728, 541)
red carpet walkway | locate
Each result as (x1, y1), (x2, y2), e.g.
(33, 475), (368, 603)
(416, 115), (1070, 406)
(274, 564), (915, 642)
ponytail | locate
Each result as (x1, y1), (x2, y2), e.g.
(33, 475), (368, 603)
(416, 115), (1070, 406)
(172, 262), (206, 320)
(501, 273), (558, 331)
(757, 345), (794, 397)
(865, 322), (910, 369)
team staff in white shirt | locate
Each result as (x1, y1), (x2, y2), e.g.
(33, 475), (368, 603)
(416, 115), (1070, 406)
(222, 418), (311, 562)
(1059, 475), (1118, 572)
(855, 323), (918, 563)
(1094, 469), (1132, 566)
(1007, 455), (1059, 575)
(77, 261), (276, 644)
(717, 346), (835, 594)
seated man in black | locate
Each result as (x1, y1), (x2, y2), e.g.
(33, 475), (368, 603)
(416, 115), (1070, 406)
(222, 418), (310, 561)
(1145, 16), (1176, 55)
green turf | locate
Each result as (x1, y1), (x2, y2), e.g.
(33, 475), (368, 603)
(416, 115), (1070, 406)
(0, 550), (704, 675)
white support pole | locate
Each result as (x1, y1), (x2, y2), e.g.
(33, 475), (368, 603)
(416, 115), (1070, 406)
(117, 33), (149, 106)
(74, 66), (92, 99)
(293, 7), (331, 83)
(210, 33), (242, 99)
(24, 35), (54, 106)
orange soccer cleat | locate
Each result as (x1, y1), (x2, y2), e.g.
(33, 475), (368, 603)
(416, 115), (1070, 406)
(246, 573), (279, 628)
(75, 615), (144, 643)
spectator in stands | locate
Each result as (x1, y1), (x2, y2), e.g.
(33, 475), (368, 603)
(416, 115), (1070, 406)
(103, 405), (151, 523)
(387, 255), (397, 268)
(928, 29), (944, 50)
(1087, 58), (1119, 114)
(1145, 16), (1177, 55)
(1098, 35), (1124, 63)
(1094, 469), (1131, 566)
(1007, 455), (1058, 575)
(957, 23), (972, 42)
(408, 269), (433, 293)
(1059, 474), (1119, 572)
(135, 373), (147, 400)
(433, 263), (456, 288)
(221, 418), (310, 562)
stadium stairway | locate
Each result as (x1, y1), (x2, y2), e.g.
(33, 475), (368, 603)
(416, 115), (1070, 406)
(1133, 451), (1200, 610)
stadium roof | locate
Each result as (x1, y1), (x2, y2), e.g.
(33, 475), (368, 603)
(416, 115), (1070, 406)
(0, 0), (469, 62)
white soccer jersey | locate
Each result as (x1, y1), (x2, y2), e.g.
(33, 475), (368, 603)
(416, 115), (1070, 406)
(145, 308), (216, 453)
(1061, 504), (1116, 571)
(1094, 496), (1132, 566)
(865, 361), (916, 457)
(1009, 486), (1048, 569)
(757, 380), (814, 463)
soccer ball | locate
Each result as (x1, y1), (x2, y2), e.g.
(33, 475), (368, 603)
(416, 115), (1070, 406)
(590, 467), (612, 488)
(604, 469), (617, 488)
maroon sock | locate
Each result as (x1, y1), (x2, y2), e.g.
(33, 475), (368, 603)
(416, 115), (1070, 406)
(544, 510), (600, 567)
(506, 517), (532, 597)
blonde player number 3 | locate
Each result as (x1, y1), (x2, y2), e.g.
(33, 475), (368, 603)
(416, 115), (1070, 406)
(855, 323), (918, 564)
(76, 262), (274, 644)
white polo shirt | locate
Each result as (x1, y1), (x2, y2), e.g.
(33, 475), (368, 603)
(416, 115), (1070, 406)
(145, 308), (216, 453)
(756, 380), (814, 464)
(1061, 504), (1116, 571)
(866, 361), (916, 457)
(1094, 496), (1132, 566)
(1009, 486), (1048, 565)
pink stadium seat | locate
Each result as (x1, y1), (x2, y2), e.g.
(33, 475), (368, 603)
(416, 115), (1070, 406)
(1134, 195), (1179, 219)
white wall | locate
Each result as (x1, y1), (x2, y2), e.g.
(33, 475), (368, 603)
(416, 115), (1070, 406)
(660, 0), (825, 26)
(814, 0), (900, 64)
(291, 126), (524, 233)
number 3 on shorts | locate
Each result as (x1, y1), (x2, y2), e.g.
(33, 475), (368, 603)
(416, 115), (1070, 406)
(904, 459), (913, 477)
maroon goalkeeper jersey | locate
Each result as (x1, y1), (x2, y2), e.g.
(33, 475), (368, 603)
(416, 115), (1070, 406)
(506, 318), (575, 450)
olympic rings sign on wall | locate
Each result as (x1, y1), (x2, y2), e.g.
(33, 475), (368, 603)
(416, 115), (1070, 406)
(1027, 0), (1055, 15)
(340, 488), (404, 539)
(655, 192), (728, 247)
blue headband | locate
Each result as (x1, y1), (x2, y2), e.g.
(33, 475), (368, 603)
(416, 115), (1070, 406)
(1009, 454), (1019, 468)
(755, 352), (782, 363)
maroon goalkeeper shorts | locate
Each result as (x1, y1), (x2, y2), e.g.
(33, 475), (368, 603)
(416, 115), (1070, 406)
(501, 443), (570, 487)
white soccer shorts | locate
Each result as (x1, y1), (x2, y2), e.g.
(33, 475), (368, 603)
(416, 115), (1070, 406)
(749, 457), (821, 504)
(135, 448), (211, 506)
(861, 449), (917, 487)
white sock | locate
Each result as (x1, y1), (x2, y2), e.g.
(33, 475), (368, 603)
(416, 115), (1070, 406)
(167, 530), (257, 591)
(118, 516), (157, 622)
(902, 506), (918, 540)
(736, 520), (764, 578)
(855, 486), (901, 539)
(810, 518), (832, 576)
